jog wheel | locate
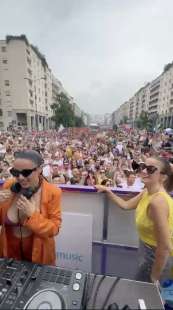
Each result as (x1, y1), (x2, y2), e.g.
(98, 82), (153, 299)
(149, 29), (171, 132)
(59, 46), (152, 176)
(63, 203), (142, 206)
(24, 289), (65, 309)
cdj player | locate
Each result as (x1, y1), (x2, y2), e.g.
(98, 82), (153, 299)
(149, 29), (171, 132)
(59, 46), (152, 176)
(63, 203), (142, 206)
(0, 258), (86, 309)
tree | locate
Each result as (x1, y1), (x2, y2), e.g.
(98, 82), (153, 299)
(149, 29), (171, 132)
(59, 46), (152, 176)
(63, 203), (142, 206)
(51, 92), (75, 128)
(123, 115), (128, 124)
(74, 116), (85, 127)
(135, 111), (150, 130)
(51, 92), (84, 128)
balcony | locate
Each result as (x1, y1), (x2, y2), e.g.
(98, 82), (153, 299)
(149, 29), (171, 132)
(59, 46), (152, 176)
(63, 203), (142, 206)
(149, 98), (158, 105)
(148, 104), (158, 111)
(149, 91), (159, 100)
(150, 83), (160, 93)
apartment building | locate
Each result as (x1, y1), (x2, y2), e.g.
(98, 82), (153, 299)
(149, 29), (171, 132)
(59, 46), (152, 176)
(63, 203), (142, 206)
(134, 83), (150, 119)
(159, 65), (173, 128)
(148, 76), (161, 118)
(0, 35), (55, 130)
(112, 101), (129, 125)
(0, 35), (81, 131)
(111, 62), (173, 128)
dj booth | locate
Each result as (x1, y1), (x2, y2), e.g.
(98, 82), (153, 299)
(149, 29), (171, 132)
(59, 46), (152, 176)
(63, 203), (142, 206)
(0, 258), (164, 309)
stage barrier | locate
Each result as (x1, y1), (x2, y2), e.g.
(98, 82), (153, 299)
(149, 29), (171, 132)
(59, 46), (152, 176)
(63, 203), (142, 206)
(60, 184), (139, 279)
(0, 181), (140, 279)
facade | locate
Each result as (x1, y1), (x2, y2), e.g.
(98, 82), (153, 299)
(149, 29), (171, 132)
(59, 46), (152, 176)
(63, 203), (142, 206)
(159, 66), (173, 128)
(134, 83), (150, 120)
(112, 101), (130, 125)
(0, 35), (80, 131)
(111, 63), (173, 128)
(0, 35), (53, 130)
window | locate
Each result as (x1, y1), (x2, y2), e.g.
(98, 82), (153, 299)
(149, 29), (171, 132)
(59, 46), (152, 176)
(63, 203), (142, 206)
(0, 109), (3, 116)
(2, 59), (7, 64)
(29, 90), (33, 97)
(1, 46), (6, 52)
(8, 111), (12, 117)
(28, 79), (32, 86)
(27, 57), (31, 65)
(4, 80), (10, 86)
(5, 91), (10, 96)
(26, 49), (30, 55)
(27, 68), (32, 76)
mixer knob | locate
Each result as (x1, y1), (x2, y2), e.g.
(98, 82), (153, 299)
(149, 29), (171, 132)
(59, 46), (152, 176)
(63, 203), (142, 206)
(23, 269), (28, 275)
(75, 272), (82, 280)
(6, 279), (12, 286)
(2, 288), (8, 293)
(13, 287), (19, 294)
(20, 276), (25, 284)
(73, 283), (80, 291)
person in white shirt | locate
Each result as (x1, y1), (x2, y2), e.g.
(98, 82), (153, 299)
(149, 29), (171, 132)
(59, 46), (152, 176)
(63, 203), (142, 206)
(0, 142), (6, 160)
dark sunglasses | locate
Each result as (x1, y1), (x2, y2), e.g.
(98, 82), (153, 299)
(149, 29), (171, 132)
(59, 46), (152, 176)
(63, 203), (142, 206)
(137, 163), (158, 175)
(10, 167), (37, 178)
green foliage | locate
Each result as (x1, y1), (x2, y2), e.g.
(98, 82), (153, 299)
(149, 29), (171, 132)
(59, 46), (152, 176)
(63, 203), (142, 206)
(122, 115), (128, 123)
(51, 92), (84, 128)
(74, 116), (85, 127)
(119, 116), (128, 125)
(135, 111), (150, 130)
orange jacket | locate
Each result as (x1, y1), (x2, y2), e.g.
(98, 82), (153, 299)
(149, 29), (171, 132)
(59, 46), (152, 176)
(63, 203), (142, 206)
(0, 179), (62, 265)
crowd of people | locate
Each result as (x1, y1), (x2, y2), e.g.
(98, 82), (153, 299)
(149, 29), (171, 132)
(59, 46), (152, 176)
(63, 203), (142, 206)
(0, 127), (173, 191)
(1, 126), (173, 283)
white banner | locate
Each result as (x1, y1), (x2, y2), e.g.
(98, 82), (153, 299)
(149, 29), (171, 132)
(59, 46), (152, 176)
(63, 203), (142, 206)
(56, 212), (93, 272)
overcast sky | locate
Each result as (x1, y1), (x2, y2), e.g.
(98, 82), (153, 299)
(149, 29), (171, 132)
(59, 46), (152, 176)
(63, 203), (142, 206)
(0, 0), (173, 115)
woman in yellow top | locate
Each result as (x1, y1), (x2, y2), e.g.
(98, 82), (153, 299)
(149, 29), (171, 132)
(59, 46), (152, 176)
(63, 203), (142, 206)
(96, 156), (173, 283)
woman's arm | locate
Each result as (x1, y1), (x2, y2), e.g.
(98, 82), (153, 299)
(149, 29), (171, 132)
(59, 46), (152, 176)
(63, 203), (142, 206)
(96, 185), (144, 210)
(149, 195), (172, 282)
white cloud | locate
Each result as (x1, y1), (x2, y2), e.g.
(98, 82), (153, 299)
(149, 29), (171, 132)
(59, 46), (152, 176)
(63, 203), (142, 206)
(0, 0), (173, 114)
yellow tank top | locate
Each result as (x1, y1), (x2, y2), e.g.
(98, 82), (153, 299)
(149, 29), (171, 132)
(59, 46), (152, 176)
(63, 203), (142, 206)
(135, 191), (173, 255)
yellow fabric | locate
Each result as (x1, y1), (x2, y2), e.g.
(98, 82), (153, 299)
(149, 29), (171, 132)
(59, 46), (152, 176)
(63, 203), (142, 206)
(135, 191), (173, 255)
(66, 147), (72, 159)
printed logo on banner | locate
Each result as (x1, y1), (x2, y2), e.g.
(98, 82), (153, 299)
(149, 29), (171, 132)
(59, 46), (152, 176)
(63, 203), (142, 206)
(56, 212), (93, 272)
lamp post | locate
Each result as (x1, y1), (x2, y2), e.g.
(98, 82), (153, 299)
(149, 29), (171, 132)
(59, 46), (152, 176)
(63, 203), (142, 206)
(24, 76), (46, 130)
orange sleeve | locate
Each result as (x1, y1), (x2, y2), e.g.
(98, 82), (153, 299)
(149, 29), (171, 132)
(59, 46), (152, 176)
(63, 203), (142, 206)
(2, 178), (16, 189)
(23, 188), (62, 238)
(0, 178), (15, 224)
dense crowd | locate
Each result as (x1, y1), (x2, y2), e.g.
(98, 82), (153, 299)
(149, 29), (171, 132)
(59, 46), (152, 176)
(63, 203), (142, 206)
(0, 127), (173, 190)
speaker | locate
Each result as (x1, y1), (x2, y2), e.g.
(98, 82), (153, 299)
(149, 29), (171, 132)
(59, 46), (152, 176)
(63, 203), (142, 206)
(24, 289), (64, 310)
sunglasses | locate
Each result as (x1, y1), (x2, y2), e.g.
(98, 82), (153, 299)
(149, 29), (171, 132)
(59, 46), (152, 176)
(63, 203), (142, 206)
(10, 167), (37, 178)
(137, 163), (158, 175)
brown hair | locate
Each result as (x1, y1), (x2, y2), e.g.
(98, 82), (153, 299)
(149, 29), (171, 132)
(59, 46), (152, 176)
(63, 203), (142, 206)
(155, 157), (173, 192)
